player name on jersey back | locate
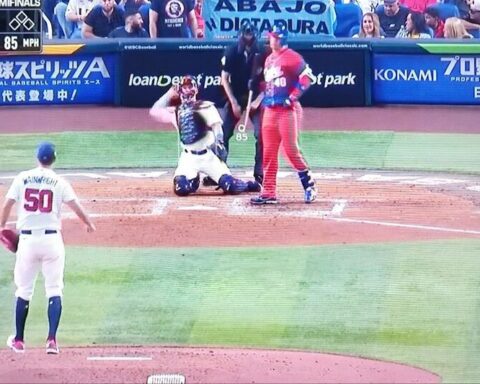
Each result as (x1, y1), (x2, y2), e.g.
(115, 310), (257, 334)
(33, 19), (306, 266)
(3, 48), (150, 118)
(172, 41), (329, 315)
(23, 175), (59, 187)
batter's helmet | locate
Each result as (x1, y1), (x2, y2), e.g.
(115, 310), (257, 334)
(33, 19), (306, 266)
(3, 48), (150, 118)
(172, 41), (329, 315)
(177, 75), (198, 103)
(268, 23), (288, 46)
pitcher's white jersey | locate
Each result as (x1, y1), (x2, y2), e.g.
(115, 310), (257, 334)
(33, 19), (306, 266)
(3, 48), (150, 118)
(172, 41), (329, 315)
(6, 167), (77, 231)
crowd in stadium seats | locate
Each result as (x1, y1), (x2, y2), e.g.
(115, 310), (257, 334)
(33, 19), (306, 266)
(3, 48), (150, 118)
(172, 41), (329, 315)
(42, 0), (479, 39)
(42, 0), (205, 39)
(335, 0), (480, 38)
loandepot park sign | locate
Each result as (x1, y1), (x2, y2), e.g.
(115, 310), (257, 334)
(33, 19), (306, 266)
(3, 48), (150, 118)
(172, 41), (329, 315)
(202, 0), (337, 39)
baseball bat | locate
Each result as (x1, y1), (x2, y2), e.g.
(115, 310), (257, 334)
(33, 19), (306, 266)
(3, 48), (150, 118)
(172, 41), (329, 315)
(237, 90), (253, 132)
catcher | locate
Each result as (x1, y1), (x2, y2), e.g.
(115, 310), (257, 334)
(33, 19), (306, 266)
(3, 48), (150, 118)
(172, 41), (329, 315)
(149, 75), (261, 196)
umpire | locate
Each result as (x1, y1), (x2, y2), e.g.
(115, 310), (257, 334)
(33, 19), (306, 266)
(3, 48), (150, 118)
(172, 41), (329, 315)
(217, 21), (266, 185)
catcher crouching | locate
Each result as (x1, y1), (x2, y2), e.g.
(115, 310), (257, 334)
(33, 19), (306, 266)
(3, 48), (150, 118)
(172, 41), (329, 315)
(150, 75), (261, 196)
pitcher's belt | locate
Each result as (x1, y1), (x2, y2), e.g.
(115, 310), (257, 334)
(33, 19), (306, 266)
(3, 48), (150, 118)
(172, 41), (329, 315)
(21, 230), (57, 235)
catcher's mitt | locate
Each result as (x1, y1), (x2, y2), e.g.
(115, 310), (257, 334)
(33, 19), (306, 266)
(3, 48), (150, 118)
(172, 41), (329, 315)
(0, 228), (19, 253)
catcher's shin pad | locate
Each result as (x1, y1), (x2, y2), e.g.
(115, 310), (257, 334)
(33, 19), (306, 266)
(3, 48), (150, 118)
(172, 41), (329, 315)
(0, 228), (19, 253)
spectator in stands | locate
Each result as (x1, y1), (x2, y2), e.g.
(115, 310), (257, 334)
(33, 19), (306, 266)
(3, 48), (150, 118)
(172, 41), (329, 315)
(376, 0), (409, 37)
(54, 0), (71, 38)
(425, 7), (445, 37)
(118, 0), (150, 32)
(149, 0), (198, 38)
(55, 0), (99, 39)
(356, 0), (382, 14)
(445, 0), (471, 20)
(194, 0), (205, 37)
(396, 11), (432, 37)
(464, 0), (480, 28)
(82, 0), (125, 38)
(400, 0), (435, 12)
(353, 12), (384, 37)
(444, 16), (475, 36)
(108, 8), (148, 37)
(118, 0), (150, 12)
(42, 0), (57, 36)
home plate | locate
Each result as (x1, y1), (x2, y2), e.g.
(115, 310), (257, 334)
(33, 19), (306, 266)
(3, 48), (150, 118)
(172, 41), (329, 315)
(147, 374), (186, 384)
(177, 205), (218, 211)
(467, 186), (480, 192)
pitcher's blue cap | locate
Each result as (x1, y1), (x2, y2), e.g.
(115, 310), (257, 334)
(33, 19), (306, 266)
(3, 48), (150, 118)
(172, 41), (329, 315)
(37, 141), (56, 165)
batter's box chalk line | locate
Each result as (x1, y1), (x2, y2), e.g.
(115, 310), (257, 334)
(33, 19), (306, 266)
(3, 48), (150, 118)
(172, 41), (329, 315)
(230, 198), (347, 218)
(62, 197), (346, 219)
(147, 373), (186, 384)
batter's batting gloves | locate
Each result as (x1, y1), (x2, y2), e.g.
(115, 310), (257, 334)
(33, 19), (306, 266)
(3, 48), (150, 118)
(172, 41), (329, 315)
(282, 96), (296, 108)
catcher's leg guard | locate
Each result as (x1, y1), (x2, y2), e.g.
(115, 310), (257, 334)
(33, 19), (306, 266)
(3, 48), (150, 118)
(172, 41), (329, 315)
(218, 174), (251, 195)
(173, 175), (200, 196)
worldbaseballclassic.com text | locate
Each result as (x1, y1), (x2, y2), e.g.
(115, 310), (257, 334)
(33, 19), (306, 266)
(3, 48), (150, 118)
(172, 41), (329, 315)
(128, 74), (221, 88)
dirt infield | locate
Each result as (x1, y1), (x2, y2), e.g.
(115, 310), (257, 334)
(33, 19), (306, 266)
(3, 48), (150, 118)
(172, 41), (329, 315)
(51, 171), (480, 248)
(0, 346), (441, 384)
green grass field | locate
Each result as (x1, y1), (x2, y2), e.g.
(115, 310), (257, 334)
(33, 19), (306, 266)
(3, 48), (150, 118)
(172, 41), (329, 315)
(0, 131), (479, 174)
(0, 131), (479, 382)
(1, 240), (479, 382)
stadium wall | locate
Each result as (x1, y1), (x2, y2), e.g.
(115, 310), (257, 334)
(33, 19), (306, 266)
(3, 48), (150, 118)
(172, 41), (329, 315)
(0, 39), (479, 107)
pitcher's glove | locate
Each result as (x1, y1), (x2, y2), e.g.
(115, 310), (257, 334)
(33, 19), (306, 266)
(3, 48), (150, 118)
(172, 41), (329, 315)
(211, 141), (228, 163)
(0, 228), (19, 253)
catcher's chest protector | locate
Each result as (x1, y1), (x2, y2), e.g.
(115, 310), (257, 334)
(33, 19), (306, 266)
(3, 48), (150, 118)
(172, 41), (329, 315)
(176, 102), (209, 145)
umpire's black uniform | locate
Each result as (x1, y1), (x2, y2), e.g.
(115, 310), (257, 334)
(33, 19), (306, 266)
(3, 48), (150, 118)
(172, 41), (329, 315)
(220, 23), (266, 184)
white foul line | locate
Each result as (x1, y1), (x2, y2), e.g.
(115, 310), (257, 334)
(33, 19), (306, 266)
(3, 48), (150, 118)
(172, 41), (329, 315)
(177, 205), (218, 211)
(230, 198), (347, 218)
(326, 217), (480, 235)
(87, 356), (152, 361)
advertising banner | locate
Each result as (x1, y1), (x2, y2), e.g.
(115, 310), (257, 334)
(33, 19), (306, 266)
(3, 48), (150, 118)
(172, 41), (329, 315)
(373, 53), (480, 104)
(120, 44), (226, 107)
(300, 48), (367, 107)
(202, 0), (337, 39)
(0, 54), (116, 105)
(120, 42), (367, 108)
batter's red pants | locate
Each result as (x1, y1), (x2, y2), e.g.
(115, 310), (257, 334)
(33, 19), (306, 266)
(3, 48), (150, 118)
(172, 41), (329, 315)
(261, 103), (309, 198)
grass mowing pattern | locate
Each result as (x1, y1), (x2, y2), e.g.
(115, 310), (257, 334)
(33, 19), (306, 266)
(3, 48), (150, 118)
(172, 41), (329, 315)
(1, 239), (479, 382)
(0, 131), (479, 174)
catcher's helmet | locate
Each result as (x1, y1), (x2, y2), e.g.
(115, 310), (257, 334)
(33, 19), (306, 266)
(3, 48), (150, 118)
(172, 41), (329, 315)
(268, 23), (288, 46)
(177, 75), (198, 103)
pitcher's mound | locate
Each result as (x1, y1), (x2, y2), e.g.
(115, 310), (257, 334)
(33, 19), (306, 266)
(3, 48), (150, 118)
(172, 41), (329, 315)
(0, 345), (440, 383)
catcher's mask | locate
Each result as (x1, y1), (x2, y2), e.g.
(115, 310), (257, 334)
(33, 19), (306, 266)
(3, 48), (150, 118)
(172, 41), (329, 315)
(177, 75), (198, 103)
